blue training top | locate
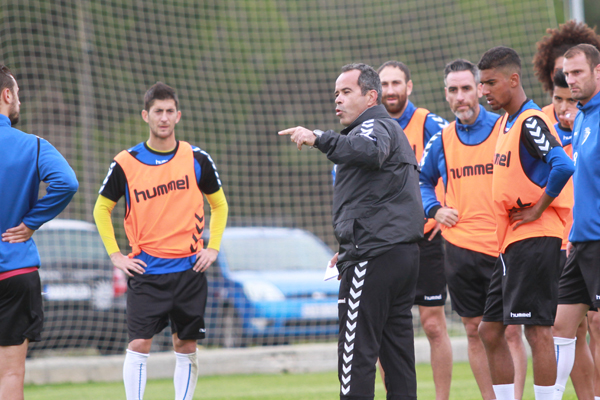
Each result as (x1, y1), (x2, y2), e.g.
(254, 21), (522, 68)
(570, 91), (600, 242)
(420, 105), (500, 217)
(0, 114), (78, 272)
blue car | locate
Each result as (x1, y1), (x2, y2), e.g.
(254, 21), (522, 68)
(204, 227), (340, 347)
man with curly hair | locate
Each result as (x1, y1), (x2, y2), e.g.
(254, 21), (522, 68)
(533, 20), (600, 125)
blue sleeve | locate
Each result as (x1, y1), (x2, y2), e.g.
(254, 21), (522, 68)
(419, 132), (446, 217)
(544, 146), (574, 198)
(21, 139), (78, 230)
(331, 165), (337, 186)
(424, 114), (449, 144)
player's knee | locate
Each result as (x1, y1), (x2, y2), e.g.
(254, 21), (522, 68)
(524, 325), (552, 348)
(463, 320), (481, 340)
(128, 338), (152, 354)
(421, 311), (447, 340)
(505, 325), (523, 344)
(588, 313), (600, 335)
(478, 322), (503, 346)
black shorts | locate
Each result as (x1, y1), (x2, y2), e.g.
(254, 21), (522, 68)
(445, 241), (496, 318)
(0, 269), (43, 346)
(414, 231), (447, 307)
(483, 236), (561, 326)
(127, 268), (208, 342)
(558, 241), (600, 311)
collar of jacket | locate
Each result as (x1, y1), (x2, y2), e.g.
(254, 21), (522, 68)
(340, 104), (390, 135)
(578, 89), (600, 114)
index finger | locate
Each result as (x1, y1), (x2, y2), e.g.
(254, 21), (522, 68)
(278, 127), (297, 136)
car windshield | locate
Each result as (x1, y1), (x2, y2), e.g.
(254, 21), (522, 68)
(221, 231), (332, 272)
(34, 230), (109, 264)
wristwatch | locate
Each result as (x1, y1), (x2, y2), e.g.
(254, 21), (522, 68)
(312, 129), (323, 148)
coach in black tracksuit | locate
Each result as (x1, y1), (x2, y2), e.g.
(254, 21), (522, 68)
(279, 63), (424, 400)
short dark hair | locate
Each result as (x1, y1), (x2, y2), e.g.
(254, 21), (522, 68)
(564, 43), (600, 72)
(341, 63), (382, 104)
(443, 59), (479, 85)
(0, 65), (16, 95)
(377, 60), (411, 82)
(144, 81), (179, 111)
(478, 46), (522, 76)
(553, 69), (569, 89)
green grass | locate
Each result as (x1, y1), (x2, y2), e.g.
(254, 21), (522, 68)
(24, 361), (577, 400)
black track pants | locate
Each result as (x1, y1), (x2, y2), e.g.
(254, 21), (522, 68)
(337, 242), (419, 400)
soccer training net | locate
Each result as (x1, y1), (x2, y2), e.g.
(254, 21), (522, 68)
(1, 0), (558, 355)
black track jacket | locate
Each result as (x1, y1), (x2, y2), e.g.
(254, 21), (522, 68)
(315, 104), (424, 272)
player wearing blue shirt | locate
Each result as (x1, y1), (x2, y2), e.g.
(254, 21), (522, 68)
(377, 60), (453, 400)
(553, 44), (600, 400)
(0, 65), (78, 400)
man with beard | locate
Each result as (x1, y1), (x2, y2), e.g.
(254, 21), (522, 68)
(0, 65), (78, 400)
(377, 60), (452, 400)
(533, 20), (600, 125)
(279, 63), (423, 400)
(552, 44), (600, 400)
(533, 22), (600, 400)
(477, 46), (574, 400)
(419, 59), (528, 400)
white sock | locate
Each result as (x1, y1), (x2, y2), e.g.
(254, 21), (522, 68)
(123, 349), (149, 400)
(493, 383), (515, 400)
(174, 351), (199, 400)
(535, 385), (555, 400)
(553, 337), (576, 400)
(594, 397), (600, 400)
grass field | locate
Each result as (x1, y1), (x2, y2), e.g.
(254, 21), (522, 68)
(24, 361), (577, 400)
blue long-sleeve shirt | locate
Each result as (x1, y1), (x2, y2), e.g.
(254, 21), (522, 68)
(420, 105), (500, 217)
(0, 115), (78, 272)
(503, 100), (573, 198)
(570, 91), (600, 242)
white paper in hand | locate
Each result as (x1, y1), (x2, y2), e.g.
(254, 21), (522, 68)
(324, 262), (339, 281)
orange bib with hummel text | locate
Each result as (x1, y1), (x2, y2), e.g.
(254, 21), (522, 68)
(115, 141), (205, 258)
(492, 110), (571, 253)
(404, 107), (444, 234)
(442, 119), (501, 257)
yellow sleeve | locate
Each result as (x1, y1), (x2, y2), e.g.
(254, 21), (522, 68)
(93, 195), (121, 256)
(205, 188), (228, 251)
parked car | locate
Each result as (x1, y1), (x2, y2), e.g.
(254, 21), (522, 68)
(203, 227), (340, 347)
(28, 221), (339, 353)
(28, 219), (131, 355)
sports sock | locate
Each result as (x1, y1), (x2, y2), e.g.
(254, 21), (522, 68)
(123, 349), (149, 400)
(492, 383), (515, 400)
(594, 397), (600, 400)
(174, 350), (199, 400)
(534, 385), (555, 400)
(553, 337), (576, 400)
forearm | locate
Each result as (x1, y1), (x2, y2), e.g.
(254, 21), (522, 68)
(316, 130), (390, 169)
(205, 188), (228, 251)
(93, 195), (120, 255)
(545, 147), (575, 197)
